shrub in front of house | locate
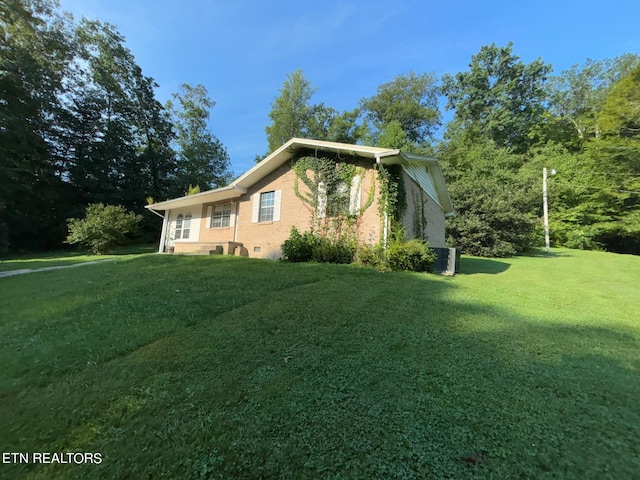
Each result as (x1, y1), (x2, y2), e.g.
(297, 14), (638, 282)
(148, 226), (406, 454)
(65, 203), (141, 255)
(385, 239), (437, 273)
(312, 236), (357, 264)
(281, 228), (356, 264)
(354, 243), (386, 269)
(282, 228), (436, 272)
(281, 227), (318, 262)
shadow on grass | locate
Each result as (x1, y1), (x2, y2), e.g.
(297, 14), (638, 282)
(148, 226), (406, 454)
(520, 248), (573, 258)
(460, 256), (511, 275)
(0, 244), (155, 272)
(1, 255), (638, 479)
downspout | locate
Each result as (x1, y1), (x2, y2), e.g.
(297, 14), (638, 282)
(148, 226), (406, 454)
(147, 206), (168, 253)
(375, 154), (389, 250)
(157, 210), (169, 253)
(233, 201), (240, 243)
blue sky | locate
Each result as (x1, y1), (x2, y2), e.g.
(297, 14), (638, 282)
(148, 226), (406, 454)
(59, 0), (640, 175)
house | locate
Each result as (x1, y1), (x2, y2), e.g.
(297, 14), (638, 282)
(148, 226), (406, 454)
(145, 138), (455, 259)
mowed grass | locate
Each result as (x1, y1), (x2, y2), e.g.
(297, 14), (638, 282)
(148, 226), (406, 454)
(0, 249), (638, 479)
(0, 245), (157, 272)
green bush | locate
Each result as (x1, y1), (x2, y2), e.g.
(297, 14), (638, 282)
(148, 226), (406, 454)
(66, 203), (141, 254)
(312, 236), (356, 264)
(386, 239), (437, 272)
(354, 243), (386, 269)
(281, 227), (318, 262)
(281, 228), (356, 264)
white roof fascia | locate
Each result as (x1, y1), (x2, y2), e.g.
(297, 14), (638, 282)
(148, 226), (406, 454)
(395, 152), (455, 217)
(146, 185), (247, 211)
(234, 138), (400, 187)
(145, 138), (454, 216)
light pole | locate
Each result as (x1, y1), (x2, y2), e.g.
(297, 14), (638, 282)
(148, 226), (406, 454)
(543, 168), (556, 253)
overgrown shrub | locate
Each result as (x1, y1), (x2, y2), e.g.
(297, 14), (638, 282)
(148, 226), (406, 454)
(282, 228), (436, 272)
(386, 239), (437, 272)
(281, 227), (318, 262)
(354, 243), (386, 269)
(66, 203), (141, 254)
(281, 228), (356, 264)
(312, 236), (357, 264)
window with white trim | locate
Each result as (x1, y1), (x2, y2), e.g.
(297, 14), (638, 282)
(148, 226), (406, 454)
(349, 174), (361, 214)
(175, 214), (183, 239)
(259, 191), (275, 222)
(317, 182), (327, 219)
(175, 212), (192, 239)
(210, 203), (232, 228)
(183, 213), (192, 238)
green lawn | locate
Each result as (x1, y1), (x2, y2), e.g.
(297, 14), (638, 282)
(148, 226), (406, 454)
(0, 249), (638, 479)
(0, 245), (157, 272)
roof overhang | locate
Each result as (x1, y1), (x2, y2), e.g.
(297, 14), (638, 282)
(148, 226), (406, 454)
(146, 138), (454, 217)
(145, 184), (247, 211)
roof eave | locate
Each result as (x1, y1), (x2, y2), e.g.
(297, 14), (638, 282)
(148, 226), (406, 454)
(145, 185), (247, 211)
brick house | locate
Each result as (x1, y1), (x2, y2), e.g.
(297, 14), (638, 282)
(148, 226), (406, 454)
(146, 138), (455, 259)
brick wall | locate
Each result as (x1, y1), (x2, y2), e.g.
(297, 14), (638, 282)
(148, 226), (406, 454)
(172, 160), (445, 256)
(237, 160), (384, 259)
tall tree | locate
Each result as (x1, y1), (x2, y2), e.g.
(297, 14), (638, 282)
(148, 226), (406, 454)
(438, 136), (537, 257)
(0, 0), (75, 250)
(168, 83), (231, 195)
(442, 43), (551, 152)
(360, 71), (440, 147)
(265, 69), (318, 152)
(546, 54), (639, 145)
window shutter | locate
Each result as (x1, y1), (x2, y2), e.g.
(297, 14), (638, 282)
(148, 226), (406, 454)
(206, 206), (213, 228)
(273, 190), (282, 222)
(350, 175), (361, 214)
(317, 182), (327, 219)
(229, 203), (236, 227)
(251, 194), (260, 223)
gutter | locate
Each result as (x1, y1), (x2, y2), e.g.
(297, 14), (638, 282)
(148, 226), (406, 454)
(145, 206), (165, 219)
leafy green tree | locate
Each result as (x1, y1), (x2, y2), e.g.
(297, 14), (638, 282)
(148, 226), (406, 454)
(546, 54), (639, 146)
(375, 120), (410, 150)
(584, 64), (640, 252)
(263, 70), (367, 159)
(0, 0), (76, 250)
(443, 43), (551, 152)
(65, 203), (141, 254)
(440, 137), (538, 257)
(265, 69), (318, 152)
(325, 108), (368, 144)
(600, 63), (640, 138)
(360, 72), (440, 146)
(168, 83), (231, 195)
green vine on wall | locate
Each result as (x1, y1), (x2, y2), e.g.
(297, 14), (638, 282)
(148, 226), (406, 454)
(376, 163), (406, 226)
(412, 188), (429, 241)
(292, 156), (374, 238)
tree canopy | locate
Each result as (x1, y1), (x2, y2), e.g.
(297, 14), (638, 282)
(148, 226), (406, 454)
(0, 0), (230, 252)
(1, 2), (638, 257)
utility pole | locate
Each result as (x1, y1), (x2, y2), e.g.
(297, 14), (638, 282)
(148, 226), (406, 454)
(543, 168), (556, 253)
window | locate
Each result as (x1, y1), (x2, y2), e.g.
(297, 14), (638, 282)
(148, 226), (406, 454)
(175, 213), (191, 239)
(317, 182), (327, 219)
(349, 175), (361, 214)
(211, 203), (232, 228)
(259, 191), (275, 222)
(182, 214), (191, 239)
(175, 214), (183, 239)
(251, 190), (281, 223)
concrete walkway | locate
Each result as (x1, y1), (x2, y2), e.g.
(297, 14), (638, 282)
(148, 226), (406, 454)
(0, 259), (116, 278)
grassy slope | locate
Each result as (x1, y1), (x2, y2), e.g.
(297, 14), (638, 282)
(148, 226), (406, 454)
(0, 250), (638, 479)
(0, 245), (157, 272)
